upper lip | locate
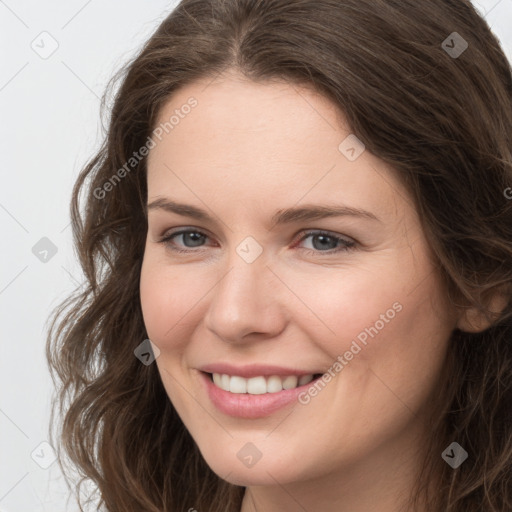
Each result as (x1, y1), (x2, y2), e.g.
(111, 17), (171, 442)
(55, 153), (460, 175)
(198, 363), (321, 378)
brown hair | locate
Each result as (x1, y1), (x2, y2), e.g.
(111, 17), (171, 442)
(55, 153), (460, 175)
(46, 0), (512, 510)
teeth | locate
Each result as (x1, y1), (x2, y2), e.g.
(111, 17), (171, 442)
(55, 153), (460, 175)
(266, 375), (283, 393)
(211, 373), (315, 394)
(212, 373), (222, 387)
(298, 374), (314, 386)
(282, 375), (298, 389)
(247, 376), (267, 394)
(230, 375), (247, 394)
(221, 374), (230, 390)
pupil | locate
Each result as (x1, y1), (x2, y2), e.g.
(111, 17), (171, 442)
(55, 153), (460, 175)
(184, 232), (204, 247)
(313, 234), (336, 250)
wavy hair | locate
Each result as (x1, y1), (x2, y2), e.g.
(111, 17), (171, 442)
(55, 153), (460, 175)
(46, 0), (512, 510)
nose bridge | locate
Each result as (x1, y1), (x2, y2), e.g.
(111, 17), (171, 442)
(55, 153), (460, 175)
(204, 245), (285, 341)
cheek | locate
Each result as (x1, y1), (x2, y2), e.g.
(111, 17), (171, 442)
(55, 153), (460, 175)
(287, 248), (453, 401)
(284, 259), (407, 357)
(139, 256), (198, 410)
(139, 254), (200, 346)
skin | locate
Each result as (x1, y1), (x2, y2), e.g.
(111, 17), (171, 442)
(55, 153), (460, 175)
(139, 70), (477, 512)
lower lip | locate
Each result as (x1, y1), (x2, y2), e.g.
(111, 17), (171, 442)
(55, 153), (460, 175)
(199, 371), (320, 419)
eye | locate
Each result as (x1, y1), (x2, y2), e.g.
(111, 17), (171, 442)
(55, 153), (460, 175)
(293, 230), (356, 255)
(157, 228), (357, 255)
(158, 228), (211, 253)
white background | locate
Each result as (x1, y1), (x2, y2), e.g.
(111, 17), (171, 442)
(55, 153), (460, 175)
(0, 1), (511, 510)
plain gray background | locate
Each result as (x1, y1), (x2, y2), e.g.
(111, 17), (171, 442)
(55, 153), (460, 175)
(0, 1), (511, 510)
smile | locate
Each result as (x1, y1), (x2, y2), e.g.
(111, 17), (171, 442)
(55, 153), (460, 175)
(199, 370), (324, 418)
(210, 373), (319, 394)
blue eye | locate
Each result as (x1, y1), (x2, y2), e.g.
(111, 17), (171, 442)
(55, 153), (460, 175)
(157, 229), (356, 255)
(296, 231), (356, 254)
(159, 229), (210, 253)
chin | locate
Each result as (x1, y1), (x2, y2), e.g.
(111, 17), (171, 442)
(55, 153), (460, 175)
(211, 463), (290, 487)
(200, 448), (307, 487)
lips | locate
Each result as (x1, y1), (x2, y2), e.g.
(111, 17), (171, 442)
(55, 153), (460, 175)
(196, 363), (325, 418)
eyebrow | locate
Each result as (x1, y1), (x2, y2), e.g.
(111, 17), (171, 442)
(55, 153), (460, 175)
(146, 198), (381, 225)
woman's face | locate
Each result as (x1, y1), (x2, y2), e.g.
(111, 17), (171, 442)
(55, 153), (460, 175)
(140, 72), (458, 488)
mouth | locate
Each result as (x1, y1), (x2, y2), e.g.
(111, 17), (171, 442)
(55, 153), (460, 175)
(206, 371), (324, 394)
(198, 370), (325, 419)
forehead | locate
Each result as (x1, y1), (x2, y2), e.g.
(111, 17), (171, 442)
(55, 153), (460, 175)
(150, 75), (342, 162)
(146, 74), (408, 224)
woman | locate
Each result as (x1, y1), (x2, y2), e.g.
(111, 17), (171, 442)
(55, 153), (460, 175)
(46, 0), (512, 510)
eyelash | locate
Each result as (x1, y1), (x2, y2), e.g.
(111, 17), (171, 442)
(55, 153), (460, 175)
(157, 228), (357, 256)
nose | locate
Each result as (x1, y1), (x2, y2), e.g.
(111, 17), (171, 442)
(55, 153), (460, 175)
(203, 253), (287, 344)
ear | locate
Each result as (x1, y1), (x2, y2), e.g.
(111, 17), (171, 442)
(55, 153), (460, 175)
(456, 288), (510, 333)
